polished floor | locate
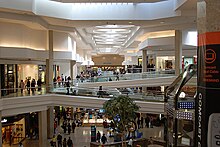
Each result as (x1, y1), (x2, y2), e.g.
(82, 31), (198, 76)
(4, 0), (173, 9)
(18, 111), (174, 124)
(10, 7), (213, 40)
(3, 125), (164, 147)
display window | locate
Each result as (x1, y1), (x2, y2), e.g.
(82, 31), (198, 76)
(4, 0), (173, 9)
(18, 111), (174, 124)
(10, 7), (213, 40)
(2, 117), (25, 145)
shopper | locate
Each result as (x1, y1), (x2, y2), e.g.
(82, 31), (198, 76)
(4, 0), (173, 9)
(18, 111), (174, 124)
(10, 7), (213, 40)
(31, 79), (36, 94)
(37, 78), (42, 91)
(20, 80), (25, 94)
(57, 133), (62, 147)
(26, 79), (31, 94)
(72, 121), (76, 133)
(66, 80), (70, 95)
(96, 131), (101, 142)
(101, 134), (107, 144)
(63, 138), (67, 147)
(67, 123), (71, 134)
(67, 137), (73, 147)
(98, 86), (104, 98)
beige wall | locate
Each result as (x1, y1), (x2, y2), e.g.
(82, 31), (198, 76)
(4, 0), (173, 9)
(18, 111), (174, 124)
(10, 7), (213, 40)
(92, 54), (124, 66)
(0, 22), (71, 52)
(18, 64), (38, 81)
(0, 22), (47, 50)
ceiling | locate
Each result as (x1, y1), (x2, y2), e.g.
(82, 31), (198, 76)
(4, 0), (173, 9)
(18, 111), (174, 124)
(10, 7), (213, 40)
(0, 0), (197, 57)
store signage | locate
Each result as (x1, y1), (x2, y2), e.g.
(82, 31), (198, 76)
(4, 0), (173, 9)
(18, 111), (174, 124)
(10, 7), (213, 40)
(196, 32), (220, 147)
(91, 125), (96, 142)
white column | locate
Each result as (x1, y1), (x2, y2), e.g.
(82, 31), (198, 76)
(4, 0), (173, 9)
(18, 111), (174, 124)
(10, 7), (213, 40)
(47, 107), (54, 139)
(46, 30), (54, 92)
(38, 110), (48, 147)
(142, 49), (147, 72)
(0, 111), (2, 147)
(70, 60), (76, 80)
(175, 30), (182, 76)
(0, 67), (1, 99)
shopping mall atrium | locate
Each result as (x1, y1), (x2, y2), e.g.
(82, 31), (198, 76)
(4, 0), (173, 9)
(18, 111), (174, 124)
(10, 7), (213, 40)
(0, 0), (219, 147)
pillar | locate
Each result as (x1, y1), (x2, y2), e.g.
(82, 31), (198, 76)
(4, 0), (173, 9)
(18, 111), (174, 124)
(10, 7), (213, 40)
(196, 1), (220, 147)
(47, 107), (54, 139)
(0, 65), (1, 98)
(39, 110), (48, 147)
(70, 60), (76, 80)
(142, 49), (148, 92)
(0, 111), (2, 147)
(175, 30), (182, 76)
(142, 49), (147, 72)
(46, 30), (54, 92)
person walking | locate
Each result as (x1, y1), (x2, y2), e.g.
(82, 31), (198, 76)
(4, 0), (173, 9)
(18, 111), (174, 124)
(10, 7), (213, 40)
(63, 138), (67, 147)
(20, 80), (25, 94)
(57, 133), (62, 147)
(67, 123), (71, 134)
(31, 79), (36, 94)
(26, 79), (31, 94)
(67, 137), (73, 147)
(72, 121), (76, 133)
(101, 134), (107, 144)
(98, 86), (104, 98)
(66, 80), (70, 95)
(96, 131), (101, 142)
(37, 78), (42, 91)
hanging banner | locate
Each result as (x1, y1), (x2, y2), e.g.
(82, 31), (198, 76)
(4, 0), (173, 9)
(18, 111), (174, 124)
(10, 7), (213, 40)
(196, 32), (220, 147)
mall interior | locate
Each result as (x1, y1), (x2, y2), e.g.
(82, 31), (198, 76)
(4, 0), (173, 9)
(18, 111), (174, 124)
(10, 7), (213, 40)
(0, 0), (219, 147)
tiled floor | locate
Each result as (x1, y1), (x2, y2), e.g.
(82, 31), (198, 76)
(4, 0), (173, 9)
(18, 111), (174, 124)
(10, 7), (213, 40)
(3, 125), (164, 147)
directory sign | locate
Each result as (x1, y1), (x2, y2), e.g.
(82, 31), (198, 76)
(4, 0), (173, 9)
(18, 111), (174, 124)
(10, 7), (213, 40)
(196, 32), (220, 147)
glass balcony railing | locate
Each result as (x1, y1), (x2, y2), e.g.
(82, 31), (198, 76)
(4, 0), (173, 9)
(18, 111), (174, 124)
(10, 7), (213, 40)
(0, 70), (177, 102)
(0, 85), (165, 102)
(73, 69), (175, 84)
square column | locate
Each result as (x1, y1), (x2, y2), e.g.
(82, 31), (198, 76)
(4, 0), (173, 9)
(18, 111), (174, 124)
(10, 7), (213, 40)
(175, 30), (182, 76)
(142, 49), (147, 72)
(70, 60), (76, 80)
(0, 111), (2, 147)
(46, 30), (54, 92)
(38, 110), (48, 147)
(47, 107), (54, 139)
(196, 1), (220, 147)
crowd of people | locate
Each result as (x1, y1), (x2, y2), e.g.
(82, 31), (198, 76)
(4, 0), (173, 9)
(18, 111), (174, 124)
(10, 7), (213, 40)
(19, 77), (42, 94)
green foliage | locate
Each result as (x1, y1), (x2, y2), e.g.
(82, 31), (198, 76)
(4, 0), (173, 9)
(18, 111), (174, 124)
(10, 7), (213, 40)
(103, 95), (140, 132)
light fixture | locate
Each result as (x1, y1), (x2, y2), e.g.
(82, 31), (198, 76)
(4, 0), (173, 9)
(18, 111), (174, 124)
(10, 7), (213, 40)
(81, 60), (94, 66)
(1, 119), (7, 123)
(179, 92), (186, 99)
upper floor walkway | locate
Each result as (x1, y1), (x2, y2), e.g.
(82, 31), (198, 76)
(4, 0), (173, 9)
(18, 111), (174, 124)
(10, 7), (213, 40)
(75, 69), (176, 88)
(0, 70), (179, 117)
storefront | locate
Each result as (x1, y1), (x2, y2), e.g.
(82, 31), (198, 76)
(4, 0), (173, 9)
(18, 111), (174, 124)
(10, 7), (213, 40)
(38, 65), (46, 84)
(156, 56), (175, 70)
(0, 64), (18, 95)
(2, 115), (26, 145)
(17, 64), (39, 83)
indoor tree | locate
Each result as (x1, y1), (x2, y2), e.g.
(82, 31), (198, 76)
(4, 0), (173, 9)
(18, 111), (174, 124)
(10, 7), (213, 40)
(103, 95), (140, 147)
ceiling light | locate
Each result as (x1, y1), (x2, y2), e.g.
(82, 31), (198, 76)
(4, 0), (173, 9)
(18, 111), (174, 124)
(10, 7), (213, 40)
(96, 25), (134, 29)
(93, 35), (128, 38)
(95, 39), (125, 42)
(93, 29), (131, 34)
(129, 22), (132, 24)
(96, 42), (123, 44)
(160, 21), (165, 24)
